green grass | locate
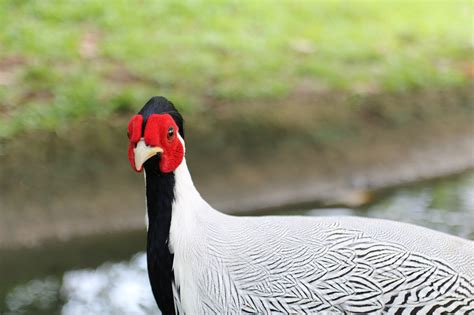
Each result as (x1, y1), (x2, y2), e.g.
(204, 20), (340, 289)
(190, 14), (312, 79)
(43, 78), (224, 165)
(0, 0), (472, 139)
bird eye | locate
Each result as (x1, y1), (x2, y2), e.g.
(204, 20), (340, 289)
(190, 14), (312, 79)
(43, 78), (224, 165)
(167, 126), (175, 140)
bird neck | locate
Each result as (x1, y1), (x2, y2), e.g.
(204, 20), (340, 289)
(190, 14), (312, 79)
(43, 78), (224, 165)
(171, 158), (215, 237)
(144, 165), (176, 315)
(173, 157), (208, 212)
(144, 157), (210, 314)
(169, 158), (215, 312)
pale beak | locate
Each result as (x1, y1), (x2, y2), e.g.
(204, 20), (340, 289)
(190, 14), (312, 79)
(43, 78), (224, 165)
(134, 139), (163, 171)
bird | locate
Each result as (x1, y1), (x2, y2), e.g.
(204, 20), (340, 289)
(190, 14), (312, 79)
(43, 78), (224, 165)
(128, 96), (474, 314)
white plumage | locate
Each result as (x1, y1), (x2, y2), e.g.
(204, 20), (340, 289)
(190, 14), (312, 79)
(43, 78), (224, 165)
(168, 157), (474, 314)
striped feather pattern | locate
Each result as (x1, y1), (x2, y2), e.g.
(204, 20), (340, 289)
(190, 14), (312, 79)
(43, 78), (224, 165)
(168, 160), (474, 314)
(184, 217), (474, 314)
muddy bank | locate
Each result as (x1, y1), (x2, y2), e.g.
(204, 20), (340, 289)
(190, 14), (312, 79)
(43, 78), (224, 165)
(0, 86), (473, 248)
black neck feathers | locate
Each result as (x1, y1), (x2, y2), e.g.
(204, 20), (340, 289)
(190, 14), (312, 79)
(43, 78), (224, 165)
(138, 96), (185, 314)
(145, 157), (176, 315)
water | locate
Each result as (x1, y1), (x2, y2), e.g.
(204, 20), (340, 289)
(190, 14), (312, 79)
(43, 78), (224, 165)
(1, 172), (473, 315)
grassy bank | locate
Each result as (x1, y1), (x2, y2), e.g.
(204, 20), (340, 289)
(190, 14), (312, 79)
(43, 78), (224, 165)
(0, 0), (472, 140)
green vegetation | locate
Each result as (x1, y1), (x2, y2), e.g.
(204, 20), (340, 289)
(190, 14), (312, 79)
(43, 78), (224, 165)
(0, 0), (472, 139)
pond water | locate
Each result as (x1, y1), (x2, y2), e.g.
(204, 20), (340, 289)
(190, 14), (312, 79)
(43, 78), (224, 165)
(1, 171), (473, 315)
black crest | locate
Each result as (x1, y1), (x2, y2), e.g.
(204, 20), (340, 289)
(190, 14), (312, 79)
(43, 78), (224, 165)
(139, 96), (185, 139)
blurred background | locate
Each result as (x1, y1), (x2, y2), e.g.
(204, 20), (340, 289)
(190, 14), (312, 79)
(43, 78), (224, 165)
(0, 0), (473, 314)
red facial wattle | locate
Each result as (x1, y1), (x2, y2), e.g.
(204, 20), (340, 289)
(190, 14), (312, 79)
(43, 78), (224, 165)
(128, 114), (143, 172)
(127, 113), (184, 173)
(144, 114), (184, 173)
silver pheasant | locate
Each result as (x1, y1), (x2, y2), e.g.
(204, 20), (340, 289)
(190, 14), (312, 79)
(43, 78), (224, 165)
(128, 96), (474, 314)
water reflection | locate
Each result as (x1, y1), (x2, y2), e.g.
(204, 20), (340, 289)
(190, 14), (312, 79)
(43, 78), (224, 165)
(363, 174), (474, 239)
(1, 172), (473, 314)
(5, 277), (60, 315)
(3, 254), (158, 315)
(62, 253), (158, 315)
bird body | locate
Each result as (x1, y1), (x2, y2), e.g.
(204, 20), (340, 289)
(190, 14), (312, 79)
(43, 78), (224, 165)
(129, 97), (474, 314)
(170, 158), (474, 314)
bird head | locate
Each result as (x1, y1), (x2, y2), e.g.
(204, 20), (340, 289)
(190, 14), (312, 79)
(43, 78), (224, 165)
(128, 96), (185, 173)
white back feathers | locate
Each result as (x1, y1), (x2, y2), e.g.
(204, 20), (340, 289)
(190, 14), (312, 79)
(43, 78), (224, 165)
(169, 160), (474, 314)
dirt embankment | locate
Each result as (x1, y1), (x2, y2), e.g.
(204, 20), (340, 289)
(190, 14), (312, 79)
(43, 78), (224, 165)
(0, 85), (473, 248)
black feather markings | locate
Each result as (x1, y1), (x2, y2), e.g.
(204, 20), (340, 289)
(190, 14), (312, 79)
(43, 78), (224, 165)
(138, 96), (185, 315)
(145, 156), (176, 315)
